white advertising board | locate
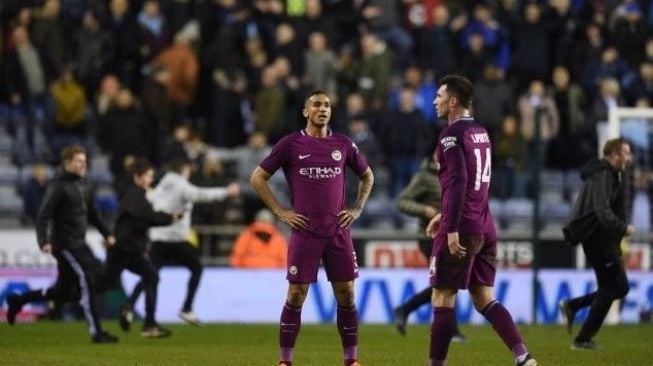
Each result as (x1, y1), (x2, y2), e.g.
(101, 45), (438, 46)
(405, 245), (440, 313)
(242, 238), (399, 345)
(2, 268), (652, 325)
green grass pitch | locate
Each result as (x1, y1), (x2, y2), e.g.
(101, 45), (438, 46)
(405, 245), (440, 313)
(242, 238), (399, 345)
(1, 322), (652, 365)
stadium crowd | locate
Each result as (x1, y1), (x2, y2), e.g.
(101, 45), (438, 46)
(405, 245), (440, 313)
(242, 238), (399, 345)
(1, 0), (653, 229)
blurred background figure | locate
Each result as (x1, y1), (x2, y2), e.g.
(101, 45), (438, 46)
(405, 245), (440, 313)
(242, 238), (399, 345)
(230, 209), (287, 268)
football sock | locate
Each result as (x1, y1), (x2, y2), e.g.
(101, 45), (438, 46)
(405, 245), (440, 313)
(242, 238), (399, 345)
(481, 300), (527, 358)
(279, 301), (302, 363)
(337, 305), (358, 365)
(429, 306), (456, 365)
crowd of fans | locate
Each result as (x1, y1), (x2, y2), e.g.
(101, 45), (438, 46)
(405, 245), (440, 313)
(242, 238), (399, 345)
(1, 0), (653, 228)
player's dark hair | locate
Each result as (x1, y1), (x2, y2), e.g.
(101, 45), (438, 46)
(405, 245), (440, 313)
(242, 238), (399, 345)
(304, 90), (329, 106)
(169, 157), (193, 173)
(60, 145), (86, 163)
(127, 157), (153, 177)
(439, 74), (474, 109)
(603, 138), (629, 157)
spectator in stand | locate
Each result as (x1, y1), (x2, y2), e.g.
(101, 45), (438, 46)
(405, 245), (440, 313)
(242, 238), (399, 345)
(588, 78), (624, 129)
(141, 65), (174, 166)
(388, 66), (438, 124)
(254, 66), (287, 141)
(30, 0), (65, 80)
(138, 0), (171, 65)
(107, 0), (141, 89)
(624, 62), (653, 106)
(230, 209), (288, 268)
(73, 10), (114, 100)
(418, 4), (464, 79)
(548, 66), (589, 171)
(332, 92), (369, 134)
(511, 1), (554, 92)
(151, 22), (199, 121)
(378, 87), (432, 199)
(293, 0), (339, 51)
(21, 163), (50, 225)
(518, 79), (560, 168)
(571, 23), (605, 83)
(346, 115), (384, 227)
(191, 152), (243, 253)
(272, 56), (304, 135)
(460, 31), (493, 83)
(582, 46), (634, 102)
(161, 124), (192, 165)
(274, 22), (304, 78)
(360, 0), (413, 65)
(611, 2), (648, 68)
(49, 66), (88, 158)
(549, 0), (581, 70)
(473, 63), (514, 141)
(303, 31), (338, 100)
(342, 33), (392, 111)
(4, 25), (51, 163)
(461, 3), (510, 76)
(495, 115), (528, 200)
(96, 74), (122, 116)
(98, 89), (151, 183)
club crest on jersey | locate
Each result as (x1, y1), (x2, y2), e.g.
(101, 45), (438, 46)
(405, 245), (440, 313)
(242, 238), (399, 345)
(289, 265), (298, 275)
(332, 150), (342, 161)
(440, 136), (457, 151)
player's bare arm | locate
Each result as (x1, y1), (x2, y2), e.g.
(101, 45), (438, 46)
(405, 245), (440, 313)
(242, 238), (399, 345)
(425, 213), (442, 238)
(338, 168), (374, 228)
(250, 166), (309, 229)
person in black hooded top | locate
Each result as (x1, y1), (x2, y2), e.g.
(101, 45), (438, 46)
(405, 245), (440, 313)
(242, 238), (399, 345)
(560, 138), (636, 350)
(100, 157), (178, 338)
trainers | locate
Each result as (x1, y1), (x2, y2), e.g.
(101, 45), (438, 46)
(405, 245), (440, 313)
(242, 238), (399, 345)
(393, 307), (407, 336)
(141, 324), (172, 338)
(559, 300), (575, 335)
(119, 304), (133, 332)
(91, 331), (119, 344)
(6, 294), (23, 325)
(571, 340), (597, 350)
(179, 310), (201, 326)
(516, 354), (537, 366)
(451, 333), (468, 343)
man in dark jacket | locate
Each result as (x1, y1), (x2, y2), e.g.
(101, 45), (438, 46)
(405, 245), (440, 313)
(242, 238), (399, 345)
(99, 158), (177, 338)
(560, 138), (635, 350)
(5, 145), (118, 344)
(392, 156), (466, 342)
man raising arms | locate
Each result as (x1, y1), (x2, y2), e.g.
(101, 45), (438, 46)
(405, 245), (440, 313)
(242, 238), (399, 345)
(251, 90), (374, 366)
(426, 75), (537, 366)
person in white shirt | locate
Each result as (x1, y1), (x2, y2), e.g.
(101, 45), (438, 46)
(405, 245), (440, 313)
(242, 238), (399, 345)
(123, 158), (239, 326)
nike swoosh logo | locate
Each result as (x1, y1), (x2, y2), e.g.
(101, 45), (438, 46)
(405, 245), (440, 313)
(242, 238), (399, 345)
(299, 154), (311, 159)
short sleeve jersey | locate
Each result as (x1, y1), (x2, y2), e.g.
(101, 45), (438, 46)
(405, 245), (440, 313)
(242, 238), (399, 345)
(259, 129), (369, 237)
(436, 117), (495, 236)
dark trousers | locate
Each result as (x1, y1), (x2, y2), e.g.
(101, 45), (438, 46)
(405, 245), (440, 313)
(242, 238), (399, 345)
(399, 239), (434, 312)
(128, 241), (203, 312)
(570, 234), (629, 342)
(100, 247), (159, 326)
(20, 245), (104, 336)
